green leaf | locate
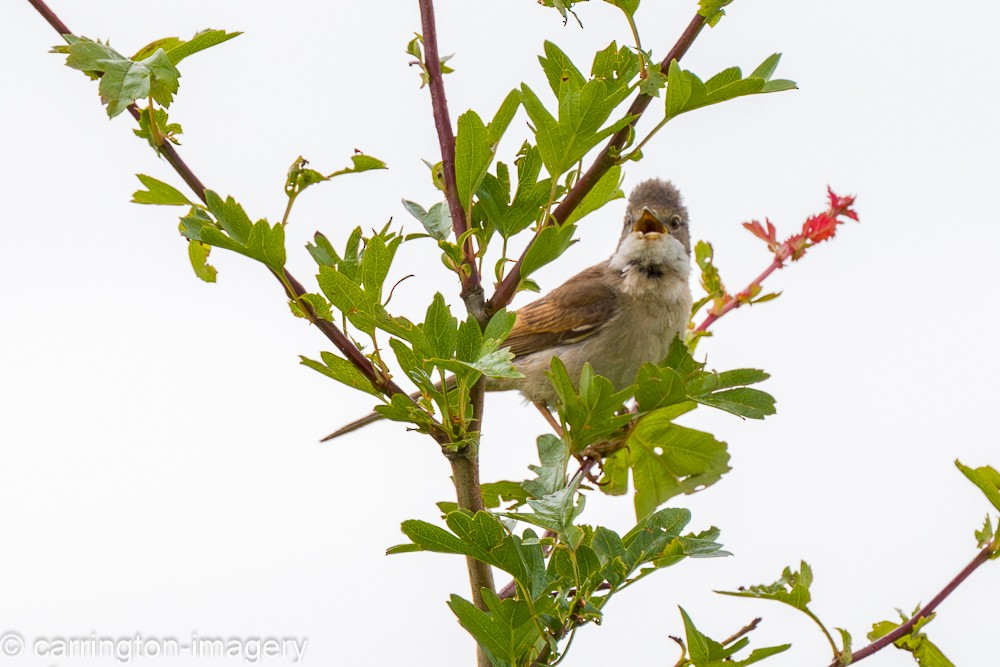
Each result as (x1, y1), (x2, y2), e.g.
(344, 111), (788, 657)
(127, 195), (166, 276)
(306, 232), (341, 268)
(627, 408), (730, 518)
(695, 388), (776, 419)
(100, 48), (180, 117)
(519, 223), (577, 282)
(638, 62), (669, 97)
(400, 519), (474, 556)
(455, 110), (492, 212)
(132, 174), (192, 206)
(186, 240), (216, 283)
(564, 165), (625, 225)
(300, 352), (380, 397)
(718, 561), (814, 612)
(480, 481), (532, 510)
(538, 41), (585, 96)
(195, 191), (285, 270)
(523, 434), (571, 499)
(488, 90), (522, 145)
(131, 29), (241, 64)
(698, 0), (735, 27)
(956, 461), (1000, 513)
(868, 613), (956, 667)
(289, 293), (334, 322)
(603, 0), (640, 16)
(317, 266), (376, 334)
(686, 369), (770, 394)
(402, 199), (452, 241)
(422, 293), (458, 360)
(448, 591), (546, 666)
(470, 349), (523, 380)
(661, 337), (706, 380)
(133, 107), (183, 148)
(549, 359), (633, 452)
(359, 234), (396, 303)
(665, 54), (796, 122)
(975, 515), (995, 549)
(484, 309), (517, 345)
(328, 153), (388, 178)
(204, 191), (252, 244)
(635, 363), (686, 413)
(55, 36), (125, 79)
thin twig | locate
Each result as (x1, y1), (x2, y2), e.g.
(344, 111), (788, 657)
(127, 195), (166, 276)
(27, 0), (446, 442)
(825, 541), (997, 667)
(722, 617), (762, 646)
(485, 13), (706, 316)
(695, 257), (782, 333)
(417, 0), (485, 322)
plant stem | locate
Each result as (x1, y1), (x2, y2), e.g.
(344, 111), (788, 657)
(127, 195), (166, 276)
(486, 12), (706, 316)
(417, 0), (485, 324)
(825, 540), (997, 667)
(694, 257), (782, 333)
(800, 607), (840, 660)
(26, 0), (453, 443)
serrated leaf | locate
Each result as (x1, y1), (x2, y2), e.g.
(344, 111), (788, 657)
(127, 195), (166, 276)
(328, 153), (388, 178)
(695, 388), (776, 419)
(635, 363), (687, 413)
(132, 29), (241, 64)
(488, 90), (521, 145)
(186, 240), (216, 283)
(956, 461), (1000, 512)
(422, 293), (458, 360)
(98, 48), (179, 117)
(627, 409), (730, 518)
(132, 174), (192, 206)
(519, 223), (577, 281)
(698, 0), (735, 27)
(718, 561), (814, 613)
(402, 199), (452, 241)
(538, 41), (585, 96)
(603, 0), (639, 16)
(564, 165), (624, 225)
(300, 352), (380, 397)
(455, 110), (492, 211)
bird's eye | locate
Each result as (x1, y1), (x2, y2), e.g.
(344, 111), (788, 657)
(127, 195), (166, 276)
(669, 215), (683, 230)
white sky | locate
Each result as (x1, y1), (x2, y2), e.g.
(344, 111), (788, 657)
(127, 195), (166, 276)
(2, 1), (998, 666)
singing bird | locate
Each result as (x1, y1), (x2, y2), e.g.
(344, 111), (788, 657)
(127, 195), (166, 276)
(322, 178), (693, 440)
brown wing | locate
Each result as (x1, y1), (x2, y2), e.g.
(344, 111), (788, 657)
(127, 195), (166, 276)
(504, 263), (621, 358)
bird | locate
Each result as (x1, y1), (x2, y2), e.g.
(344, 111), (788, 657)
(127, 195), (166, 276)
(321, 178), (693, 441)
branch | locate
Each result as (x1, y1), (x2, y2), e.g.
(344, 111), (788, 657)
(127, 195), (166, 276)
(825, 540), (997, 666)
(485, 13), (706, 316)
(694, 188), (858, 334)
(417, 0), (485, 321)
(26, 0), (441, 437)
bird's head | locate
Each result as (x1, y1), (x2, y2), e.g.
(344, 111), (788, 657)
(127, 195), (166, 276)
(611, 178), (691, 277)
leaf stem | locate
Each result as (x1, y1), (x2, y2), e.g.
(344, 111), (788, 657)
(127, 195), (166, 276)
(485, 13), (706, 316)
(625, 13), (646, 79)
(620, 116), (668, 162)
(800, 607), (840, 660)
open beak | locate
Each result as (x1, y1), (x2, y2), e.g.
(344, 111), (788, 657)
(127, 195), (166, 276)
(632, 208), (668, 236)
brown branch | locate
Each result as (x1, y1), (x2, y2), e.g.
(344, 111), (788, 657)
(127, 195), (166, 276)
(825, 541), (997, 667)
(417, 0), (485, 323)
(27, 0), (442, 439)
(485, 13), (706, 316)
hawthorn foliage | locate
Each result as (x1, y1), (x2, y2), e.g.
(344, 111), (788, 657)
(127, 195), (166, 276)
(31, 0), (999, 665)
